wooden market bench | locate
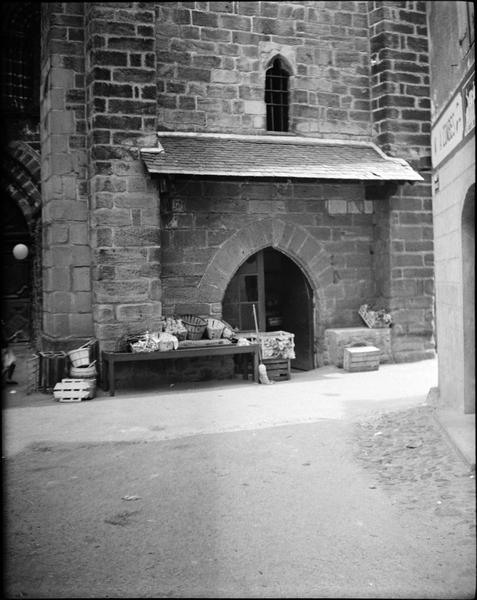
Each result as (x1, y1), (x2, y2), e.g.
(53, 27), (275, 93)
(101, 343), (260, 396)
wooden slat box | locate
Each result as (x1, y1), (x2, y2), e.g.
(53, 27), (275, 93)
(343, 346), (380, 372)
(263, 358), (291, 381)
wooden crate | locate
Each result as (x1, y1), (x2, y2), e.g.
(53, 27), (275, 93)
(53, 378), (96, 402)
(26, 354), (40, 395)
(343, 346), (380, 372)
(263, 358), (291, 381)
(39, 351), (69, 392)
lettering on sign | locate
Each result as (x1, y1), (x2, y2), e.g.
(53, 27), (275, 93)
(431, 94), (463, 167)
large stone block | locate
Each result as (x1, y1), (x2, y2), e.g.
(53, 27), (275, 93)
(73, 267), (92, 292)
(116, 303), (161, 322)
(95, 280), (149, 302)
(45, 267), (71, 292)
(94, 208), (131, 227)
(113, 226), (161, 246)
(69, 312), (94, 336)
(324, 327), (392, 367)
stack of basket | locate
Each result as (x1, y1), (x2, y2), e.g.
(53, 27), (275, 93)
(53, 342), (97, 402)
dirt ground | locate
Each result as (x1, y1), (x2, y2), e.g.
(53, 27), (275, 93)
(4, 409), (476, 598)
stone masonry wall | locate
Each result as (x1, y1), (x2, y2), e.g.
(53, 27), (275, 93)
(40, 2), (94, 350)
(38, 1), (436, 368)
(161, 176), (377, 365)
(368, 0), (435, 361)
(84, 2), (161, 352)
(157, 1), (372, 139)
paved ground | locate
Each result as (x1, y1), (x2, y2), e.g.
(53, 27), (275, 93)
(2, 354), (476, 598)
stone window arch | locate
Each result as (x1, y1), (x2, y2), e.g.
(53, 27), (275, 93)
(264, 56), (291, 132)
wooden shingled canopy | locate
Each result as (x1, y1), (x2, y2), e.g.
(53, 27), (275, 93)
(140, 132), (423, 182)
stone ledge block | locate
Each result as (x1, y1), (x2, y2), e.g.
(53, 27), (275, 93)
(325, 327), (392, 367)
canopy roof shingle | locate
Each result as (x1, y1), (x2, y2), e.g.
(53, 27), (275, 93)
(140, 132), (422, 182)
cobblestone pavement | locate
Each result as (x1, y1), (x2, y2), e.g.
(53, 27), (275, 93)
(353, 405), (476, 558)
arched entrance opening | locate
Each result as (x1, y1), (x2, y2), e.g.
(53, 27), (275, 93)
(1, 195), (33, 341)
(222, 247), (314, 370)
(461, 184), (475, 414)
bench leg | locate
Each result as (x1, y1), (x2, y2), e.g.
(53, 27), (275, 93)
(102, 359), (109, 392)
(109, 360), (115, 396)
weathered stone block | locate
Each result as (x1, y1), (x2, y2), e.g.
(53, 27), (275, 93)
(95, 280), (149, 303)
(116, 303), (160, 322)
(324, 327), (392, 366)
(94, 304), (115, 323)
(211, 69), (240, 83)
(97, 247), (147, 265)
(45, 267), (71, 292)
(73, 267), (92, 292)
(51, 291), (73, 312)
(94, 208), (131, 226)
(113, 226), (161, 246)
(69, 313), (94, 335)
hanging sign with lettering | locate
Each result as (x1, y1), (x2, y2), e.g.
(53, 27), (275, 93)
(431, 94), (463, 167)
(431, 69), (475, 168)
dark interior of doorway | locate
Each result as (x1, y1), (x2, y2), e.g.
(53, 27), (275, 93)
(1, 195), (32, 342)
(222, 248), (314, 370)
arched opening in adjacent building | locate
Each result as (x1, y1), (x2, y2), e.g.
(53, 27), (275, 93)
(1, 195), (33, 341)
(222, 247), (314, 370)
(461, 183), (475, 414)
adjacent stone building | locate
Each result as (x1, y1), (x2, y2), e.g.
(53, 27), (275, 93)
(427, 1), (475, 414)
(2, 1), (437, 383)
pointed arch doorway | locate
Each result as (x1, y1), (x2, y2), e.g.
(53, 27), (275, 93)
(222, 247), (314, 370)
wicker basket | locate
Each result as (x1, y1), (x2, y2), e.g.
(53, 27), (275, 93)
(358, 305), (391, 329)
(206, 318), (225, 340)
(68, 346), (91, 367)
(180, 315), (207, 340)
(70, 363), (97, 378)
